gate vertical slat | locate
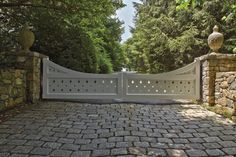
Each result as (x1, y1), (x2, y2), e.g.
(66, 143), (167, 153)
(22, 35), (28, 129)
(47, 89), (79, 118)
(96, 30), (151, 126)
(42, 58), (49, 99)
(195, 59), (201, 100)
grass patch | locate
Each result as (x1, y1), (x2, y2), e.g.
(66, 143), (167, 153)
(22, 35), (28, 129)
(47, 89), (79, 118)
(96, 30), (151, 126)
(201, 103), (234, 121)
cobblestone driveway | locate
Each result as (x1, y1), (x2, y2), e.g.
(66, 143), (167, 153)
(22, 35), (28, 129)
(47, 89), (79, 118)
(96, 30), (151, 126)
(0, 102), (236, 157)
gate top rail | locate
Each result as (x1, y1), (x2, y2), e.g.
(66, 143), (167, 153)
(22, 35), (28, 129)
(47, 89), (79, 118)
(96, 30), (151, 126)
(43, 58), (121, 77)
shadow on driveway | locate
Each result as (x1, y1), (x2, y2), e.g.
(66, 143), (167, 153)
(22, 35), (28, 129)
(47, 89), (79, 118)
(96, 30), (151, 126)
(0, 101), (235, 157)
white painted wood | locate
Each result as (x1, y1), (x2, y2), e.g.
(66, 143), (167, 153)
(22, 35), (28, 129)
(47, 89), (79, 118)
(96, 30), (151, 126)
(43, 58), (122, 100)
(122, 59), (200, 101)
(42, 58), (200, 101)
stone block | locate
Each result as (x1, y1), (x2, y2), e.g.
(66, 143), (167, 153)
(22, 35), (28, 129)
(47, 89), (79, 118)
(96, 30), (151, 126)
(0, 86), (9, 95)
(0, 101), (5, 110)
(2, 79), (11, 84)
(15, 78), (23, 85)
(71, 151), (91, 157)
(17, 56), (26, 62)
(218, 59), (234, 64)
(167, 149), (188, 157)
(10, 88), (18, 96)
(217, 97), (227, 107)
(219, 67), (230, 72)
(15, 70), (23, 78)
(92, 149), (110, 156)
(232, 116), (236, 122)
(202, 61), (209, 67)
(227, 75), (235, 84)
(222, 147), (236, 155)
(30, 147), (52, 156)
(1, 95), (9, 100)
(230, 81), (236, 90)
(43, 142), (62, 149)
(111, 148), (128, 155)
(203, 89), (210, 96)
(209, 60), (218, 66)
(216, 72), (224, 78)
(11, 146), (33, 154)
(186, 149), (207, 157)
(14, 97), (24, 104)
(203, 77), (210, 84)
(215, 83), (220, 91)
(6, 98), (14, 107)
(51, 150), (72, 157)
(206, 149), (225, 156)
(220, 81), (228, 89)
(215, 92), (221, 99)
(0, 71), (13, 79)
(203, 66), (216, 71)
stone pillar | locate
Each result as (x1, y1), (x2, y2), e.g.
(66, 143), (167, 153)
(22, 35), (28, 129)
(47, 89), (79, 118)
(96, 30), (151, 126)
(197, 25), (236, 106)
(16, 52), (47, 103)
(198, 53), (236, 106)
(201, 58), (216, 105)
(15, 24), (48, 103)
(0, 24), (48, 106)
(197, 26), (236, 105)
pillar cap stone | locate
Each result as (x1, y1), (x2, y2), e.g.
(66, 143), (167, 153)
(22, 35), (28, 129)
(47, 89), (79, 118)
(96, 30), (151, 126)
(17, 51), (49, 59)
(195, 53), (236, 61)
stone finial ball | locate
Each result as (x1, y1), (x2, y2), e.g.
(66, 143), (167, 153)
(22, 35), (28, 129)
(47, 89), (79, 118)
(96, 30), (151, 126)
(19, 23), (35, 52)
(207, 25), (224, 53)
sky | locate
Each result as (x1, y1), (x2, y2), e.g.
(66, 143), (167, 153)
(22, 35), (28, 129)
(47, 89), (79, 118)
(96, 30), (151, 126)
(116, 0), (141, 43)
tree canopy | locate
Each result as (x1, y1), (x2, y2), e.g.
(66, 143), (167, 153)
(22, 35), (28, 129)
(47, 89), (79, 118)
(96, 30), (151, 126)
(124, 0), (236, 73)
(0, 0), (126, 73)
(1, 1), (235, 74)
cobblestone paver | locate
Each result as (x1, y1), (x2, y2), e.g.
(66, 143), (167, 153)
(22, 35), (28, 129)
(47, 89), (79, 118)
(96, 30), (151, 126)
(0, 102), (236, 157)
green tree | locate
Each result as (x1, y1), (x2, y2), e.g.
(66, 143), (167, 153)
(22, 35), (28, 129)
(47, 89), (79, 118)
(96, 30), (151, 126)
(125, 0), (236, 73)
(0, 0), (126, 73)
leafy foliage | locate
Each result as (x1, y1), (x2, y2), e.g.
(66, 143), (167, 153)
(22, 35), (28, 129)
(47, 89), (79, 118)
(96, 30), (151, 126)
(0, 0), (125, 73)
(124, 0), (236, 73)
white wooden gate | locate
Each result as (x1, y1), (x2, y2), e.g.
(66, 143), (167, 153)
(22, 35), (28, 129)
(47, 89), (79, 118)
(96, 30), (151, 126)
(42, 58), (200, 101)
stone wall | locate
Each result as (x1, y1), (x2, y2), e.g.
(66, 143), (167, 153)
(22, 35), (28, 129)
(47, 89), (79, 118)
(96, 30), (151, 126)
(0, 69), (26, 111)
(16, 52), (45, 103)
(215, 72), (236, 109)
(0, 51), (47, 111)
(198, 53), (236, 106)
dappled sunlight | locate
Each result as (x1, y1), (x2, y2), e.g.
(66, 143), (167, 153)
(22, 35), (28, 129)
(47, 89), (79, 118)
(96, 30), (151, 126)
(179, 105), (235, 126)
